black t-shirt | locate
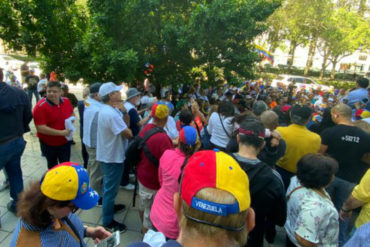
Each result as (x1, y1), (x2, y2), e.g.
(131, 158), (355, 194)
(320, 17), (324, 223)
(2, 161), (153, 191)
(128, 107), (141, 136)
(321, 124), (370, 183)
(25, 75), (40, 90)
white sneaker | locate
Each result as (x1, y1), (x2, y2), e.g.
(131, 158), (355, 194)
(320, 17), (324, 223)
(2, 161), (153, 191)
(120, 183), (135, 191)
(0, 180), (9, 192)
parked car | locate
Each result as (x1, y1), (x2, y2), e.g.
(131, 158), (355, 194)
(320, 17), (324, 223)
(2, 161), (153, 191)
(271, 75), (332, 91)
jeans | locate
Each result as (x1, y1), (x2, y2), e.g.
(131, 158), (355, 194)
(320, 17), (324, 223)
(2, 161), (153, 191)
(40, 141), (71, 169)
(27, 88), (40, 106)
(120, 159), (130, 187)
(0, 137), (26, 209)
(101, 162), (124, 226)
(326, 176), (356, 246)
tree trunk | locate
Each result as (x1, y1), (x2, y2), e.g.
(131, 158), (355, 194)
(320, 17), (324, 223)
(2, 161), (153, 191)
(330, 56), (338, 80)
(304, 35), (318, 76)
(358, 0), (366, 16)
(320, 46), (329, 79)
(287, 40), (297, 71)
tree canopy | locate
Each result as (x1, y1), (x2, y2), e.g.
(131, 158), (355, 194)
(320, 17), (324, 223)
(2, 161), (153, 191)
(0, 0), (281, 87)
(265, 0), (369, 78)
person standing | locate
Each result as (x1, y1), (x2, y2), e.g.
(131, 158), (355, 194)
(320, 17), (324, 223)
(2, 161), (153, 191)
(232, 117), (286, 247)
(37, 73), (48, 98)
(0, 68), (32, 214)
(124, 88), (151, 136)
(150, 126), (197, 239)
(77, 87), (91, 168)
(137, 102), (174, 233)
(120, 88), (151, 190)
(96, 82), (133, 232)
(25, 69), (40, 106)
(83, 83), (103, 197)
(343, 78), (369, 108)
(320, 103), (370, 245)
(20, 62), (29, 84)
(33, 81), (74, 169)
(276, 105), (321, 189)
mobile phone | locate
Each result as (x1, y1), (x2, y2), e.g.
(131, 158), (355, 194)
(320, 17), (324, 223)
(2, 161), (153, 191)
(95, 231), (120, 247)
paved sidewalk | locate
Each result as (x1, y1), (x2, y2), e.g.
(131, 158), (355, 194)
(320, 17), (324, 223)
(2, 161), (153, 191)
(0, 85), (286, 246)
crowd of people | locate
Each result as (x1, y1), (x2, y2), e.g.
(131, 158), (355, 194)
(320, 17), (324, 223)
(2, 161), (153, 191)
(0, 65), (370, 247)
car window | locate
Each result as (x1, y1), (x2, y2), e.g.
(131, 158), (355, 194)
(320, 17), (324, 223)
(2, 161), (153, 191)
(304, 79), (314, 84)
(294, 78), (304, 83)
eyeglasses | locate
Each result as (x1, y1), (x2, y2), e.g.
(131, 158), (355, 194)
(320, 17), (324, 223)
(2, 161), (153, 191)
(67, 204), (79, 214)
(59, 202), (79, 214)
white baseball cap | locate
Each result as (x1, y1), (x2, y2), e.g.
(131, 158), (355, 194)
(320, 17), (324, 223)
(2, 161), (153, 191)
(98, 82), (123, 98)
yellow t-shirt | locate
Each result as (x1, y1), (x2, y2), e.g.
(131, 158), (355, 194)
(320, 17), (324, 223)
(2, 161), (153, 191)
(352, 169), (370, 228)
(276, 124), (321, 173)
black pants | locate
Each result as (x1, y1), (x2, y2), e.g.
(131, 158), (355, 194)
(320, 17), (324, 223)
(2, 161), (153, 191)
(276, 166), (295, 191)
(81, 142), (89, 169)
(40, 141), (71, 169)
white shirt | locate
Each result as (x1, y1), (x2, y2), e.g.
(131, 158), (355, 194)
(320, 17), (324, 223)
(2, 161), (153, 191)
(96, 104), (129, 163)
(37, 79), (48, 93)
(285, 176), (339, 247)
(207, 112), (233, 148)
(82, 98), (103, 148)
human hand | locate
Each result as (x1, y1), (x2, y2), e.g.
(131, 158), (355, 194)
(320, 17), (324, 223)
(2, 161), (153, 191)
(114, 102), (127, 113)
(270, 130), (281, 147)
(61, 129), (71, 136)
(86, 226), (112, 244)
(339, 209), (352, 221)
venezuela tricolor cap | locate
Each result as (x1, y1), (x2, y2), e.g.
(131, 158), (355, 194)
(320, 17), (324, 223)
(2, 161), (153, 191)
(151, 102), (169, 120)
(181, 150), (250, 217)
(41, 162), (99, 210)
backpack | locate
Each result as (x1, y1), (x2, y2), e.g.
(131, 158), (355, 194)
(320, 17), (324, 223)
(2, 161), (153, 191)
(125, 127), (165, 171)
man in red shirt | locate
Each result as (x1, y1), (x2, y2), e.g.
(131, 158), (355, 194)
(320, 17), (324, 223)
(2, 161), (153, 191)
(137, 102), (174, 233)
(33, 81), (74, 168)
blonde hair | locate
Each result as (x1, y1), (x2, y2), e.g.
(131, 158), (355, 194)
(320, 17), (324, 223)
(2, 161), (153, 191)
(180, 188), (248, 246)
(260, 110), (279, 130)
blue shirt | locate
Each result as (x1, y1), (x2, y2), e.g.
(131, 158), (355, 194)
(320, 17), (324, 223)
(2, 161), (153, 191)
(10, 213), (86, 247)
(344, 222), (370, 247)
(344, 88), (368, 106)
(127, 240), (182, 247)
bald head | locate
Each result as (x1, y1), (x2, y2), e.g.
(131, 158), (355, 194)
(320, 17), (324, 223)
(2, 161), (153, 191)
(260, 110), (279, 130)
(331, 104), (352, 120)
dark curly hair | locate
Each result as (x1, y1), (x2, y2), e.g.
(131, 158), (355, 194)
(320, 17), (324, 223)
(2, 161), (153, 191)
(297, 154), (338, 189)
(17, 181), (72, 228)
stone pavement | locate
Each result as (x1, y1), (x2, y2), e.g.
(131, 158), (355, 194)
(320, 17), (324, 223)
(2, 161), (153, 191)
(0, 84), (286, 246)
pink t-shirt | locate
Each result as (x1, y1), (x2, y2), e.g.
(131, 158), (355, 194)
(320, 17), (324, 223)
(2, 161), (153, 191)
(150, 149), (185, 239)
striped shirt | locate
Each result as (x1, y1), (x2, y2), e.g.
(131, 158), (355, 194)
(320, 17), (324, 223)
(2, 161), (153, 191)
(10, 213), (86, 247)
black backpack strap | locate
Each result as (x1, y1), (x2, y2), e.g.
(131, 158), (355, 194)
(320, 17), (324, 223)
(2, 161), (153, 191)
(140, 127), (165, 166)
(218, 113), (232, 139)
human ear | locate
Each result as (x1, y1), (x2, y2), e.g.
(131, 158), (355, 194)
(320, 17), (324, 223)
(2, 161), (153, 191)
(245, 208), (255, 232)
